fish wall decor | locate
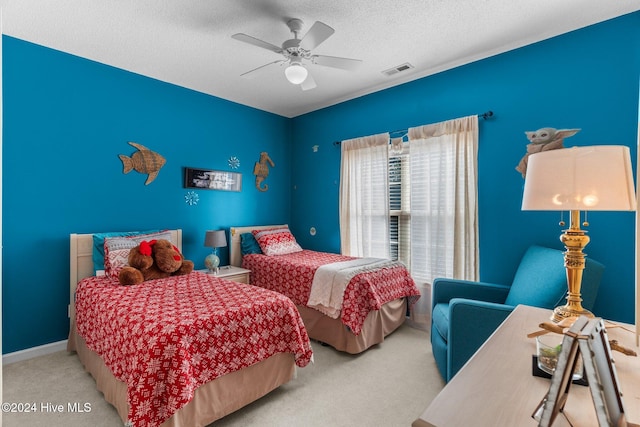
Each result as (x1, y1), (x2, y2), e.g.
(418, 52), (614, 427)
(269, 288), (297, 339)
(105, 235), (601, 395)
(119, 142), (166, 185)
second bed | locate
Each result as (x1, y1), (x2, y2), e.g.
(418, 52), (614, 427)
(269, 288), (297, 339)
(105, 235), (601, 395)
(230, 225), (420, 354)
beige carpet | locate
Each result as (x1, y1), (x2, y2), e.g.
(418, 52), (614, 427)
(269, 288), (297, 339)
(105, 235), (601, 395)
(2, 324), (444, 427)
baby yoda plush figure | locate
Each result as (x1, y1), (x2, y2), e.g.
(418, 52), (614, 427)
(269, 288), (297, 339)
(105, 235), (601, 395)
(515, 127), (580, 178)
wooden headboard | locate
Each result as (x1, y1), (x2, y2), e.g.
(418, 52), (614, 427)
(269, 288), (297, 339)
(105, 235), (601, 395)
(229, 225), (287, 267)
(69, 229), (182, 326)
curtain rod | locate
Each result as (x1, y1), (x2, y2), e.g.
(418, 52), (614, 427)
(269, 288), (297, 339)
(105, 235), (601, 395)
(332, 111), (494, 146)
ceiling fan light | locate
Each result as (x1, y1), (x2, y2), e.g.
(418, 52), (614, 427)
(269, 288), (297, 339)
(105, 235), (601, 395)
(285, 63), (308, 84)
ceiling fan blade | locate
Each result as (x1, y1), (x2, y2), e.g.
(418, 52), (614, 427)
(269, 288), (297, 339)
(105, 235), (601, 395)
(240, 60), (285, 78)
(231, 33), (283, 54)
(300, 72), (317, 91)
(312, 55), (363, 71)
(299, 21), (335, 50)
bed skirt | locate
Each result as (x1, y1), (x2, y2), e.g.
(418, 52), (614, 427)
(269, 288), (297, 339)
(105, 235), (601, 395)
(67, 324), (296, 427)
(297, 297), (407, 354)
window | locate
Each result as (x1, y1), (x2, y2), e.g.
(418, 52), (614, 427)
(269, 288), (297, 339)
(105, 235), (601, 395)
(340, 116), (479, 285)
(340, 116), (479, 328)
(389, 149), (411, 268)
(407, 116), (479, 285)
(339, 133), (390, 258)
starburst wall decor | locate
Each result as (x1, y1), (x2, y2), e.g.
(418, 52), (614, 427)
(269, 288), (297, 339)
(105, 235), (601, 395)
(228, 156), (240, 169)
(184, 191), (199, 206)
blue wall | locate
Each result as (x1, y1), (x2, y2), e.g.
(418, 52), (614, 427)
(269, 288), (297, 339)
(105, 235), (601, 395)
(2, 37), (292, 353)
(3, 12), (639, 354)
(290, 12), (640, 323)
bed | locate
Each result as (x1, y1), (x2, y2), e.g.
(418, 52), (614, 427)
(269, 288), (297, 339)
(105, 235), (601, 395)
(67, 229), (313, 427)
(230, 225), (420, 354)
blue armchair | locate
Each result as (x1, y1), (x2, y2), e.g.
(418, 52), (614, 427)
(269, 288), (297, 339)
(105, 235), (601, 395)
(430, 245), (604, 382)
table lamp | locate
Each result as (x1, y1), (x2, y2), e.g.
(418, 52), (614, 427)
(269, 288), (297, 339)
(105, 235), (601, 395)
(522, 145), (636, 323)
(204, 230), (227, 274)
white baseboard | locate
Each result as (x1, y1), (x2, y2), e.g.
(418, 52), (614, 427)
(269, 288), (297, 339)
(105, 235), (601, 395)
(2, 340), (68, 365)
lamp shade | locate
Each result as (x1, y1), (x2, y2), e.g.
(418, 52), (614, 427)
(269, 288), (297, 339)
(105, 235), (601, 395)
(522, 145), (636, 211)
(204, 230), (227, 248)
(284, 63), (308, 84)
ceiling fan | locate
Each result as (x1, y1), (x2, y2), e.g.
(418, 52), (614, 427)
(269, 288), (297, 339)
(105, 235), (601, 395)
(231, 18), (362, 91)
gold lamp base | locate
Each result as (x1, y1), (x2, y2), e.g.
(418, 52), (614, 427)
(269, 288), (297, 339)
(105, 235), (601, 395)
(552, 210), (594, 324)
(551, 305), (594, 323)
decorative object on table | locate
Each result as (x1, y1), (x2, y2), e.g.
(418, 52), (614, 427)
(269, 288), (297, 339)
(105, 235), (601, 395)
(532, 316), (627, 427)
(184, 191), (199, 206)
(522, 145), (636, 323)
(253, 152), (275, 192)
(118, 239), (194, 286)
(531, 354), (588, 387)
(528, 319), (638, 357)
(535, 333), (583, 381)
(515, 128), (580, 178)
(183, 167), (242, 192)
(228, 156), (240, 169)
(204, 230), (227, 274)
(119, 142), (166, 185)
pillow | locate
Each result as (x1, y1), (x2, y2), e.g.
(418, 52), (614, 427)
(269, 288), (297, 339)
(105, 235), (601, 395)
(252, 227), (302, 256)
(240, 232), (263, 255)
(92, 229), (161, 274)
(103, 230), (173, 278)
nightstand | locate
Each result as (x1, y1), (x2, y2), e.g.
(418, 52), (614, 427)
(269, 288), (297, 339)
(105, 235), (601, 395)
(198, 266), (251, 284)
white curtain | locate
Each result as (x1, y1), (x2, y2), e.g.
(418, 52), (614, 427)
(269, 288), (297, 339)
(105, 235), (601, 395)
(407, 115), (479, 327)
(339, 133), (390, 258)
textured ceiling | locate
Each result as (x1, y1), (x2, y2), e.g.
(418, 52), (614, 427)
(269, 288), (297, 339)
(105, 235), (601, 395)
(3, 1), (639, 117)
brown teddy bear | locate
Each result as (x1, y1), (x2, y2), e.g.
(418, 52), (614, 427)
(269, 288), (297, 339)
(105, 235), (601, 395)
(118, 239), (194, 285)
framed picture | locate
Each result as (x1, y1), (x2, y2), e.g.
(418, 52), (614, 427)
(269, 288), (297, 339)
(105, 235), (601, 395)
(183, 167), (242, 192)
(532, 316), (627, 427)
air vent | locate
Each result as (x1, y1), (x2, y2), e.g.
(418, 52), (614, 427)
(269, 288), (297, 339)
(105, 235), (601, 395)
(382, 62), (415, 77)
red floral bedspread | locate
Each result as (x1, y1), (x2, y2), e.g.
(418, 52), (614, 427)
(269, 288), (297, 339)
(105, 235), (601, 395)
(75, 271), (313, 427)
(242, 250), (420, 335)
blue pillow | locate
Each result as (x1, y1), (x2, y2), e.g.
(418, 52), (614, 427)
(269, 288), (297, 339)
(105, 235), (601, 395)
(92, 229), (161, 274)
(240, 232), (263, 255)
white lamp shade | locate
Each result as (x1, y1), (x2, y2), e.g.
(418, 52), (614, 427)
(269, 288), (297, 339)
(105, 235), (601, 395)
(522, 145), (637, 211)
(285, 63), (308, 85)
(204, 230), (227, 248)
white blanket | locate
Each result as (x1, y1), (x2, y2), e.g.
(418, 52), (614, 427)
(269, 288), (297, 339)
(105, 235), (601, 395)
(307, 257), (397, 318)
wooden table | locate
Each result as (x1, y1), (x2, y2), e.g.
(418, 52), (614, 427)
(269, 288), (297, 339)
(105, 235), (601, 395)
(413, 305), (640, 427)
